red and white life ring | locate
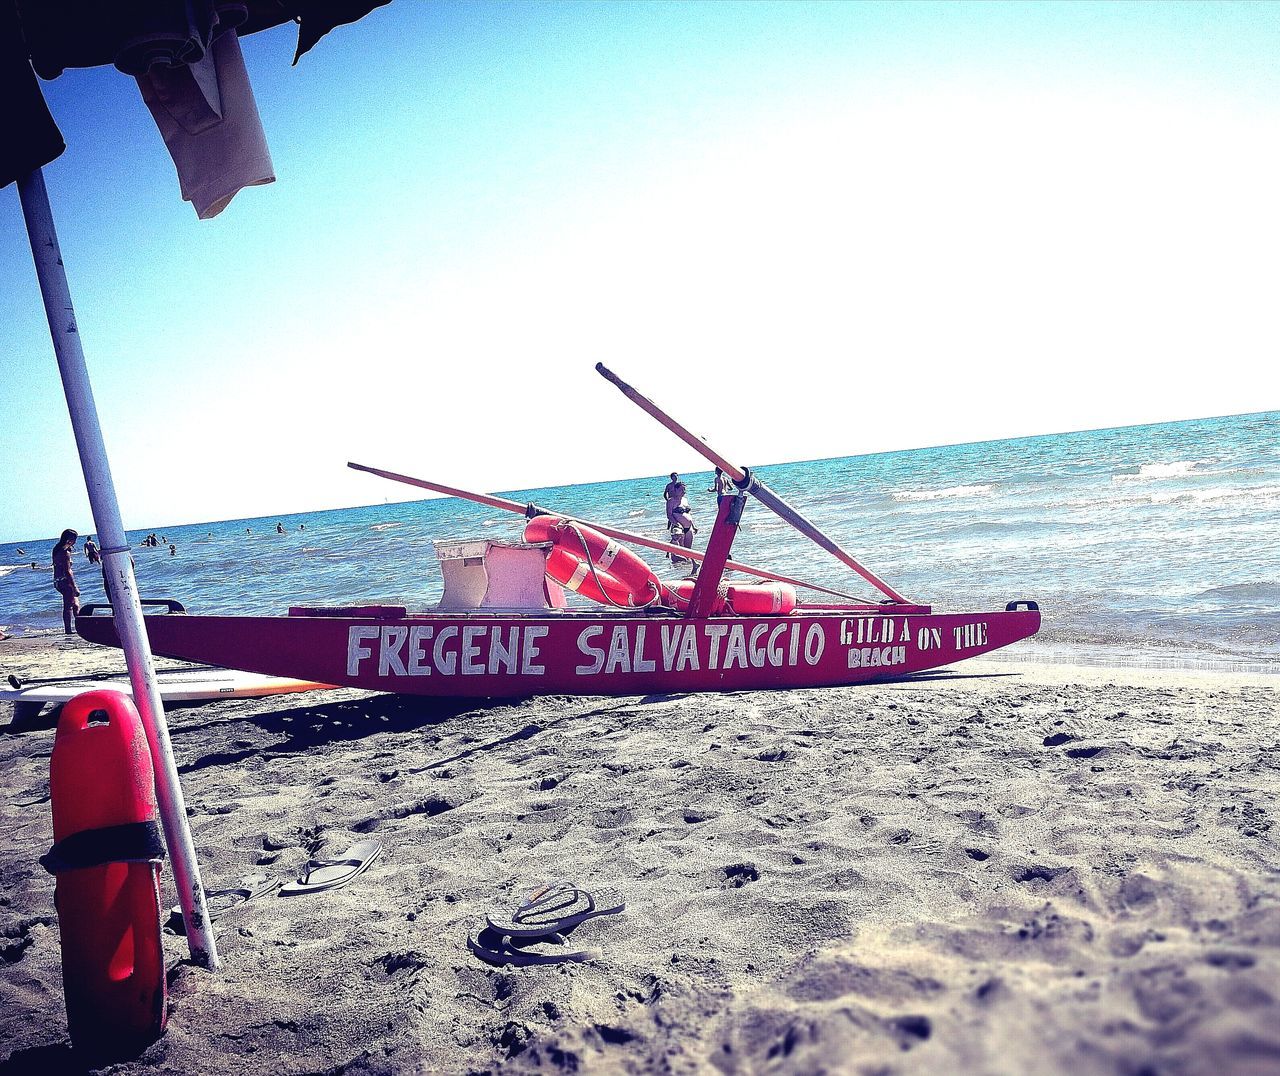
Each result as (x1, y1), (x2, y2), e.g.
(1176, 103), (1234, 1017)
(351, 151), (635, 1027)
(524, 516), (662, 608)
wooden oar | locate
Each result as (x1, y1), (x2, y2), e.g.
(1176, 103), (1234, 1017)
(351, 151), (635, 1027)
(346, 461), (865, 601)
(594, 363), (910, 604)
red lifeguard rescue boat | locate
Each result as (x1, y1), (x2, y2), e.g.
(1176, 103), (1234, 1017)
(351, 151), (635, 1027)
(76, 367), (1041, 696)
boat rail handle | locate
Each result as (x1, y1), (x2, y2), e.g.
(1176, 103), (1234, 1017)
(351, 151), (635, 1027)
(79, 599), (187, 617)
(1005, 600), (1039, 612)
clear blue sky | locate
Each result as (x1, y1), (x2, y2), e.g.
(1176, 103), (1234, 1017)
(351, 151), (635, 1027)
(3, 1), (1278, 543)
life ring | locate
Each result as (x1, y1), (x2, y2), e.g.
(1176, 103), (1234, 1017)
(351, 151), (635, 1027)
(524, 516), (661, 608)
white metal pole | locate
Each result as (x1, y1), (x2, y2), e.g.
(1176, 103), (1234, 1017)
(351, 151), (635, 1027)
(16, 167), (220, 970)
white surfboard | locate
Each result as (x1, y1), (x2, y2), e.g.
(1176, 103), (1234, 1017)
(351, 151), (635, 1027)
(2, 668), (337, 722)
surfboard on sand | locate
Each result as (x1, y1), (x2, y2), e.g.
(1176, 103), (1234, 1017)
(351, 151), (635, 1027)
(2, 668), (337, 724)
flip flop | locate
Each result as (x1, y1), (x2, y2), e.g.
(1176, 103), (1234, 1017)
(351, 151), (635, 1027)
(467, 927), (598, 968)
(485, 882), (626, 938)
(279, 839), (382, 896)
(166, 875), (281, 935)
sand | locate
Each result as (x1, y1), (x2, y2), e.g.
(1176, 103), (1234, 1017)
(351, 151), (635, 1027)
(1, 633), (1278, 1075)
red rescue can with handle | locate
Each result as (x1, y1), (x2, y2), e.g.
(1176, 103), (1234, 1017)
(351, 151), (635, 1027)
(42, 689), (167, 1059)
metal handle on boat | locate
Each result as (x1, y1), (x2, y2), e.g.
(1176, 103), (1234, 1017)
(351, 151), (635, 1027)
(1005, 600), (1039, 612)
(78, 599), (187, 616)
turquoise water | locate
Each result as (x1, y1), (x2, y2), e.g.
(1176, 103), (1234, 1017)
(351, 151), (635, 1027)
(3, 411), (1277, 669)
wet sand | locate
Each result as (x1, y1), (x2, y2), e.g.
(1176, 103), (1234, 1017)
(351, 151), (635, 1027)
(1, 633), (1278, 1075)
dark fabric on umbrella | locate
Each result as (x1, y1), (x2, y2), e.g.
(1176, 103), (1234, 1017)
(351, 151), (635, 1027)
(0, 2), (64, 188)
(17, 1), (389, 79)
(19, 1), (278, 78)
(291, 0), (391, 65)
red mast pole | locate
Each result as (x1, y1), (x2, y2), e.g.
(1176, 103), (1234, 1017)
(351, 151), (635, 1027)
(685, 494), (743, 618)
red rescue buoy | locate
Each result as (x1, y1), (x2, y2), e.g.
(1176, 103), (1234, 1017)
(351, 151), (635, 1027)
(525, 515), (661, 608)
(725, 582), (797, 616)
(44, 689), (166, 1059)
(659, 578), (727, 615)
(661, 578), (796, 616)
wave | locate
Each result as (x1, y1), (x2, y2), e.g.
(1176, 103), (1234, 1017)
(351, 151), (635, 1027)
(939, 519), (1052, 538)
(893, 484), (994, 502)
(627, 510), (646, 518)
(1149, 484), (1280, 506)
(370, 523), (402, 531)
(1195, 581), (1280, 603)
(1111, 459), (1211, 481)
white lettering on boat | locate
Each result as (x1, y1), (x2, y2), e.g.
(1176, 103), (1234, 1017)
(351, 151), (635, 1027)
(408, 625), (433, 675)
(605, 625), (631, 674)
(461, 625), (485, 675)
(521, 626), (548, 675)
(576, 625), (605, 674)
(952, 622), (988, 650)
(573, 621), (828, 674)
(348, 623), (549, 679)
(839, 617), (912, 646)
(633, 625), (657, 673)
(347, 626), (379, 676)
(433, 626), (458, 675)
(724, 624), (748, 670)
(916, 626), (943, 650)
(848, 645), (907, 669)
(379, 626), (408, 676)
(804, 623), (825, 665)
(489, 626), (517, 675)
(348, 620), (844, 680)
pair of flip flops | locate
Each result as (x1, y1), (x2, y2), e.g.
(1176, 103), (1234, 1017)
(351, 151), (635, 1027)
(167, 840), (382, 934)
(468, 882), (625, 967)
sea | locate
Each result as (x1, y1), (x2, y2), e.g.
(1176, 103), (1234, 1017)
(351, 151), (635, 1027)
(3, 411), (1277, 672)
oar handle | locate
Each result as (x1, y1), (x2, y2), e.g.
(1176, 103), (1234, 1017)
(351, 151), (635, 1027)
(594, 363), (745, 482)
(593, 364), (911, 604)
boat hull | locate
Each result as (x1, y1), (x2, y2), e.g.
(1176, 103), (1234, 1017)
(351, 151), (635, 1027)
(77, 606), (1040, 698)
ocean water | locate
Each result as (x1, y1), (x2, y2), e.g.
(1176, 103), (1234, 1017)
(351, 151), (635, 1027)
(3, 411), (1277, 671)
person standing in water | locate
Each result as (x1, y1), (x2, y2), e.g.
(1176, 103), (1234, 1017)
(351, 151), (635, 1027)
(709, 466), (735, 507)
(662, 473), (696, 570)
(84, 535), (101, 564)
(52, 528), (80, 634)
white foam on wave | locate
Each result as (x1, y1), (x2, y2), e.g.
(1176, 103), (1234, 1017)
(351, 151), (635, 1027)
(1112, 459), (1211, 482)
(893, 484), (994, 502)
(370, 523), (402, 531)
(627, 510), (646, 517)
(1149, 484), (1280, 507)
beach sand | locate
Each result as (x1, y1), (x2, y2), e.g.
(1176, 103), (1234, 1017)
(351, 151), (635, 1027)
(1, 634), (1278, 1075)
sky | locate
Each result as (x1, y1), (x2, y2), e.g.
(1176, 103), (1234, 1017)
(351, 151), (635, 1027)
(2, 0), (1279, 543)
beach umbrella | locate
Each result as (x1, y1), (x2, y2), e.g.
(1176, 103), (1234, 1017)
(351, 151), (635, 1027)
(3, 0), (390, 972)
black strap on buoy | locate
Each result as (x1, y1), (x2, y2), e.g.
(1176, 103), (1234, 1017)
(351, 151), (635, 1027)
(40, 820), (166, 875)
